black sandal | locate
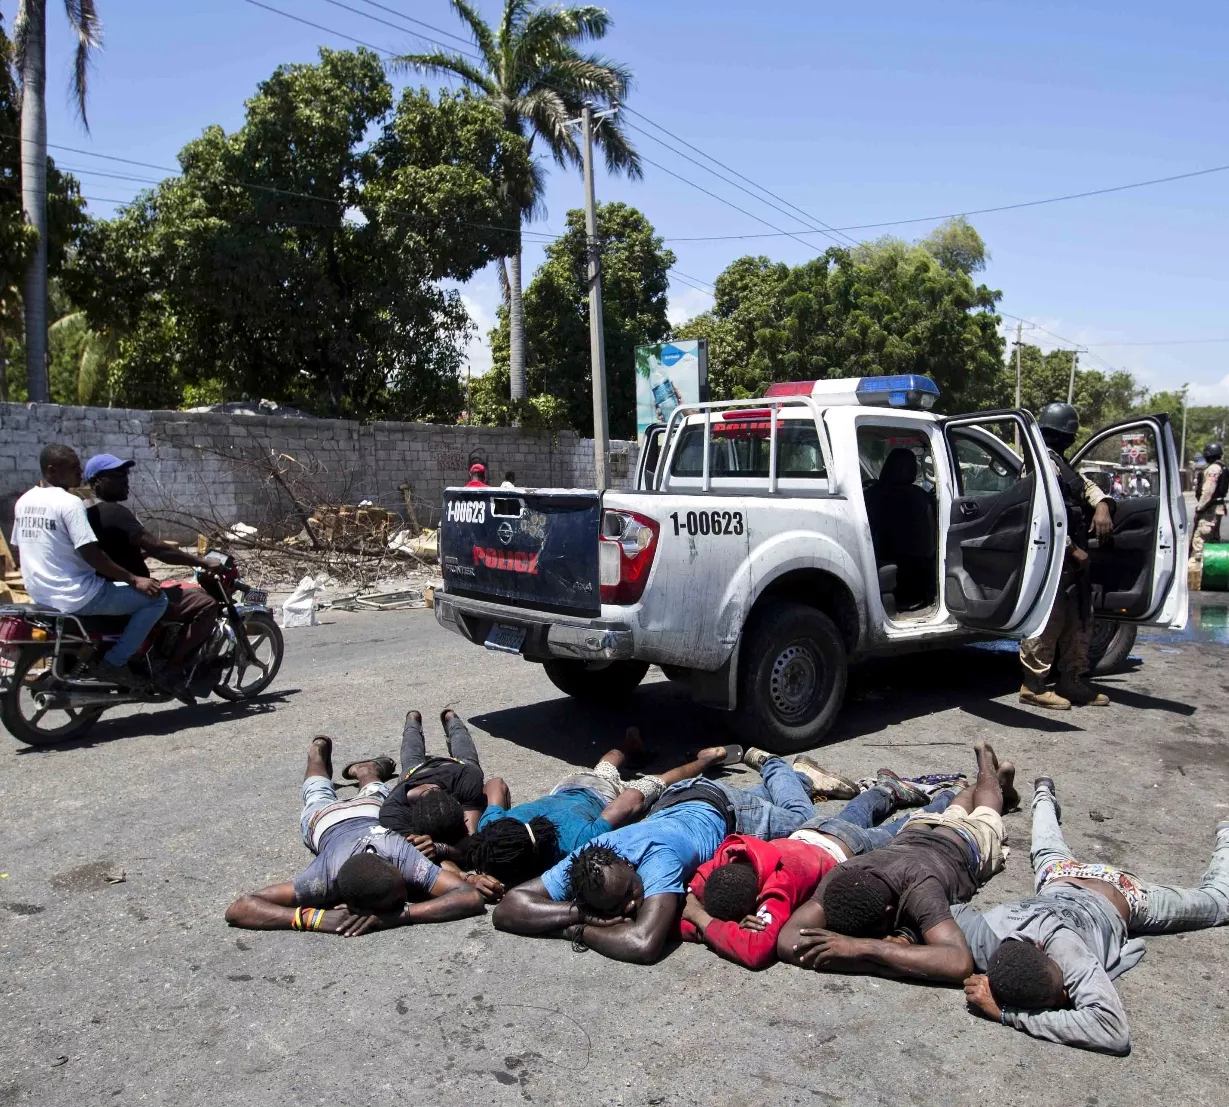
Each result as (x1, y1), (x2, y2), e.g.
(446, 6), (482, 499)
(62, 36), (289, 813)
(341, 756), (397, 782)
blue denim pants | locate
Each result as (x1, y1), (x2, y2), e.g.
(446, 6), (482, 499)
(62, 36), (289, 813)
(798, 785), (957, 856)
(1031, 789), (1229, 934)
(713, 757), (817, 840)
(76, 581), (169, 665)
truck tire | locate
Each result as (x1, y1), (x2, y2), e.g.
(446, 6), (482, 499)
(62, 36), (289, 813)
(732, 602), (848, 753)
(542, 659), (650, 702)
(1086, 619), (1137, 675)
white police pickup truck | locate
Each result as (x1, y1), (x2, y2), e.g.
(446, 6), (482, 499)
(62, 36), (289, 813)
(435, 375), (1188, 750)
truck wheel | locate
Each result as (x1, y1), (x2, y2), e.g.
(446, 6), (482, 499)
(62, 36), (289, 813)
(1087, 619), (1137, 675)
(542, 659), (650, 702)
(732, 602), (847, 753)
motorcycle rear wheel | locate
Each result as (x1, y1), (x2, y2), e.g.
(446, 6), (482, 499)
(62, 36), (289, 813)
(213, 612), (284, 701)
(1, 647), (105, 747)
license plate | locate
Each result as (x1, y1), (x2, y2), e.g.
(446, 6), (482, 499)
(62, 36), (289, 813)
(484, 623), (526, 654)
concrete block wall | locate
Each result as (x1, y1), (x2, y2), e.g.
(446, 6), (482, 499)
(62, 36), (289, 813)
(0, 403), (635, 542)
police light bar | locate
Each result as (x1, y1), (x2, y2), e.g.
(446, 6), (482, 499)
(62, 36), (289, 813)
(763, 375), (940, 410)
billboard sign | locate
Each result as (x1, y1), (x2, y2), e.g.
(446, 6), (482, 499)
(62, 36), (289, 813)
(635, 339), (708, 440)
(1120, 432), (1149, 467)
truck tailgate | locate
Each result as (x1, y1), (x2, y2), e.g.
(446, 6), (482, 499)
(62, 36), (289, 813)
(440, 488), (601, 617)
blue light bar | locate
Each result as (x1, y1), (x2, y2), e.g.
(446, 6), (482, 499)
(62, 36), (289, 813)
(855, 374), (940, 410)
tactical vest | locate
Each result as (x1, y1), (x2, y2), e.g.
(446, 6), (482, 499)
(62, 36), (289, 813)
(1049, 449), (1092, 550)
(1196, 462), (1229, 508)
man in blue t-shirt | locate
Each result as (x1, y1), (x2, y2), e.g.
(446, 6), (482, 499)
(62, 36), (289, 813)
(457, 730), (731, 888)
(492, 752), (837, 963)
(224, 736), (487, 936)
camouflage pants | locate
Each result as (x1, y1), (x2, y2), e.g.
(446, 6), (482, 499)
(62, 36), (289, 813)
(1019, 572), (1091, 681)
(1188, 513), (1220, 569)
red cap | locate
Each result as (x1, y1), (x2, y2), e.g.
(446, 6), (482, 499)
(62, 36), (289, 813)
(469, 462), (485, 473)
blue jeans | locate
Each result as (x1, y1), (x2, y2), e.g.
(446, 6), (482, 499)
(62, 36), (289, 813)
(1031, 789), (1229, 934)
(799, 786), (957, 855)
(76, 581), (169, 666)
(713, 758), (817, 840)
(300, 775), (390, 851)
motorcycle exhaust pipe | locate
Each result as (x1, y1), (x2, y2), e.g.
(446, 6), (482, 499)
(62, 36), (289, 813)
(34, 690), (148, 709)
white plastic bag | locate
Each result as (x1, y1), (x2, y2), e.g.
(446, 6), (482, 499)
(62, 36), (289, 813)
(281, 575), (322, 628)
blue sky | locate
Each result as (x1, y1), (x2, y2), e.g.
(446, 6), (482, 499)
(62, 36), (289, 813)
(16, 0), (1229, 403)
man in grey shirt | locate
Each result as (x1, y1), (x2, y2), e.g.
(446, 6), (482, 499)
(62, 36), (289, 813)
(954, 776), (1229, 1053)
(225, 736), (490, 936)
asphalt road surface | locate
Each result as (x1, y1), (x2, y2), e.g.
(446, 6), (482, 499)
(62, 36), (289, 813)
(2, 602), (1227, 1107)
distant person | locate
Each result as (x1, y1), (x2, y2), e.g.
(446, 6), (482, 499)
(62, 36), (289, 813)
(224, 736), (485, 935)
(1018, 403), (1114, 711)
(11, 444), (167, 688)
(84, 453), (222, 700)
(500, 471), (517, 488)
(465, 462), (489, 488)
(1111, 474), (1124, 498)
(956, 776), (1229, 1054)
(1128, 469), (1150, 497)
(1190, 443), (1226, 583)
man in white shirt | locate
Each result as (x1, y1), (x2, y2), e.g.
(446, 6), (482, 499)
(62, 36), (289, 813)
(12, 444), (168, 686)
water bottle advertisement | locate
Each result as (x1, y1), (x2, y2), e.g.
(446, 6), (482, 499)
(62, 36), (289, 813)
(634, 339), (709, 440)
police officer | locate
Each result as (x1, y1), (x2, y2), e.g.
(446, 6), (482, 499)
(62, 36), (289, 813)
(1189, 442), (1227, 583)
(1019, 402), (1115, 710)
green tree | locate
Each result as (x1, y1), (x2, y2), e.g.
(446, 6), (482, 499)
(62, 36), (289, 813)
(64, 49), (532, 419)
(1002, 343), (1140, 440)
(14, 0), (101, 401)
(396, 0), (641, 404)
(1, 13), (87, 402)
(472, 202), (673, 438)
(674, 220), (1005, 413)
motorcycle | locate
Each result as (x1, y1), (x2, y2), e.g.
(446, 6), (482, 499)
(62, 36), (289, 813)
(0, 553), (284, 747)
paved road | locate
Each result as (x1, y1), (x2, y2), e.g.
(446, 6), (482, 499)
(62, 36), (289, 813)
(2, 604), (1227, 1106)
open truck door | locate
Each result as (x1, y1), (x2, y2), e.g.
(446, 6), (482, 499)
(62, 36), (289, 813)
(1072, 415), (1188, 630)
(940, 410), (1065, 637)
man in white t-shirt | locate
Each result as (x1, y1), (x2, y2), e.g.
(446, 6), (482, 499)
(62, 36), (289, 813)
(12, 444), (168, 686)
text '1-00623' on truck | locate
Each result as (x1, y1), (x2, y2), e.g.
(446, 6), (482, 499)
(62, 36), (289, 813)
(434, 375), (1188, 751)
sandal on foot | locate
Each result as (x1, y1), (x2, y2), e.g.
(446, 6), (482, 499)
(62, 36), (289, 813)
(342, 756), (397, 782)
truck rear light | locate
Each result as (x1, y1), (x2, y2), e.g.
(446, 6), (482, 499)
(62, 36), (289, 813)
(599, 509), (660, 604)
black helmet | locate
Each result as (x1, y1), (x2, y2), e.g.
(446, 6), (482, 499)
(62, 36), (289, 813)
(1037, 402), (1080, 452)
(1204, 442), (1223, 462)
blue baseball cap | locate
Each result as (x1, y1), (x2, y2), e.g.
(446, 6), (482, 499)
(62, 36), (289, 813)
(83, 453), (135, 481)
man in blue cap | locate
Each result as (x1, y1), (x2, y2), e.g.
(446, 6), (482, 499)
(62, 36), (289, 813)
(12, 445), (168, 688)
(85, 454), (223, 699)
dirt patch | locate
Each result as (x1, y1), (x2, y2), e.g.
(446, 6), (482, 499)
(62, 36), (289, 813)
(1, 902), (45, 915)
(1159, 739), (1229, 777)
(48, 860), (118, 892)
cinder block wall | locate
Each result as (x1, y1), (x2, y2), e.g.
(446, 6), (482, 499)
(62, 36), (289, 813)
(0, 403), (635, 542)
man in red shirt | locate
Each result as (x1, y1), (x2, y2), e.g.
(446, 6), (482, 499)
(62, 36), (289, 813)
(465, 463), (490, 487)
(678, 770), (960, 969)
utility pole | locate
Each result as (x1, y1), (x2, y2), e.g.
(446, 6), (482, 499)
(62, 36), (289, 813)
(1013, 320), (1023, 450)
(1066, 348), (1082, 405)
(1180, 383), (1190, 469)
(581, 103), (610, 490)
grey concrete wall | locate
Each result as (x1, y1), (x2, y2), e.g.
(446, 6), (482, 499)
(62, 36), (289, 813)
(0, 403), (635, 542)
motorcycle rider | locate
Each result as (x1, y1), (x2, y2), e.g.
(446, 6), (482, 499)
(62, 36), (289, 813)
(11, 444), (167, 687)
(1189, 442), (1227, 585)
(84, 453), (223, 701)
(1018, 403), (1115, 711)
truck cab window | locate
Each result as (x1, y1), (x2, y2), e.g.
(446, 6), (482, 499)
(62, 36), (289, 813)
(857, 425), (938, 616)
(669, 417), (827, 479)
(949, 429), (1022, 496)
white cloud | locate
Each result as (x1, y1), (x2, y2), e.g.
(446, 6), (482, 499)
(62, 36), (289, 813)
(667, 286), (714, 327)
(1187, 376), (1229, 405)
(450, 272), (503, 378)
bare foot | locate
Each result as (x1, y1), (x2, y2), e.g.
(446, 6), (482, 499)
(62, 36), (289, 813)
(973, 740), (1000, 772)
(998, 761), (1020, 812)
(308, 735), (334, 779)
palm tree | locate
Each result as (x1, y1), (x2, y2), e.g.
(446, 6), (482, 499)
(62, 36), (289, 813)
(15, 0), (101, 403)
(396, 1), (640, 403)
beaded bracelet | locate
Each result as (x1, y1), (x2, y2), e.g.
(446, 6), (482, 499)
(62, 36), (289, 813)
(292, 906), (304, 931)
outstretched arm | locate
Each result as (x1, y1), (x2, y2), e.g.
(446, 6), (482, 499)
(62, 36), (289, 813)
(788, 918), (975, 983)
(492, 878), (584, 935)
(225, 882), (299, 930)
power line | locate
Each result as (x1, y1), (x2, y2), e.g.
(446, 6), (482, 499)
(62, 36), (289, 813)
(1088, 337), (1229, 347)
(620, 105), (858, 248)
(668, 267), (714, 291)
(241, 0), (393, 55)
(345, 0), (486, 55)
